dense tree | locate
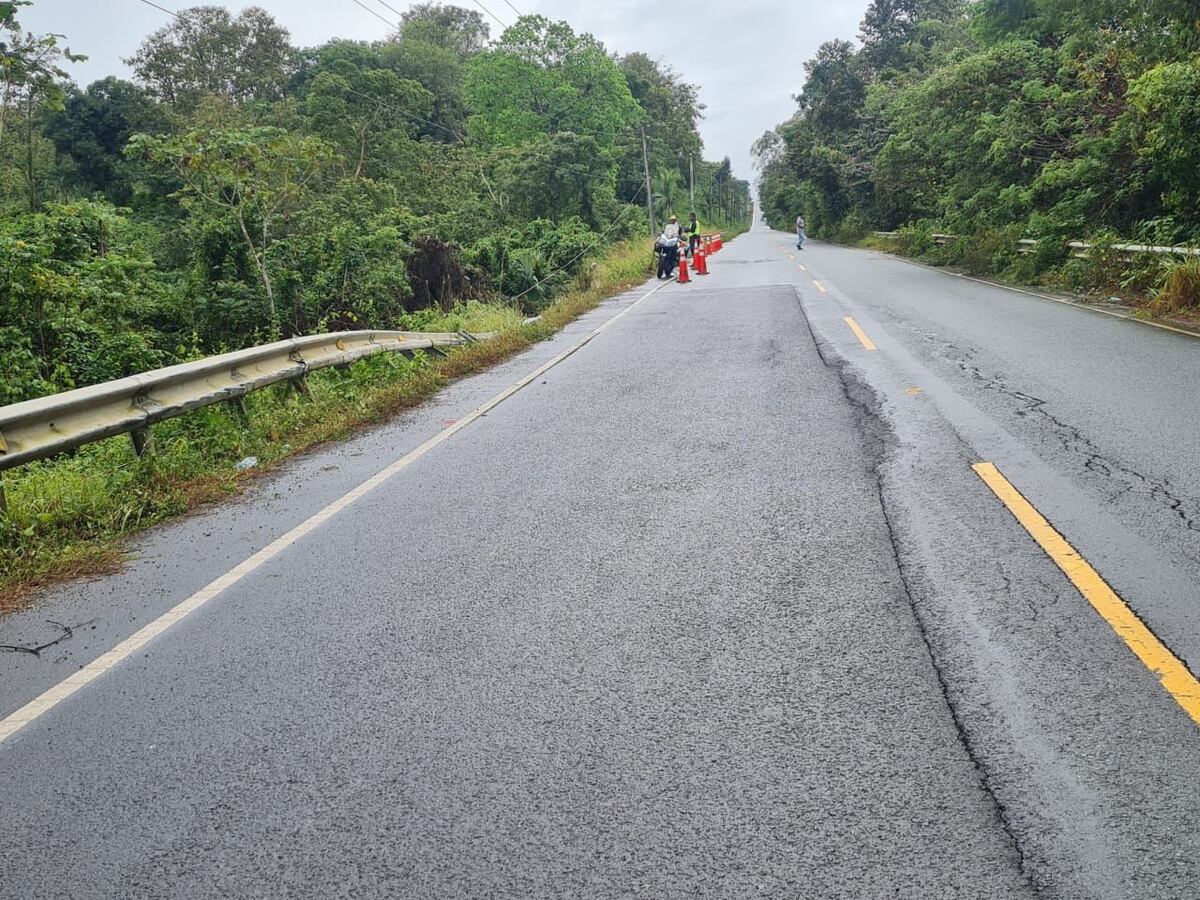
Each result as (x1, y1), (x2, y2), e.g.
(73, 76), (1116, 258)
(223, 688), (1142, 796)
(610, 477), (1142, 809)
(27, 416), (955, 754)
(464, 16), (642, 152)
(494, 132), (616, 226)
(43, 78), (169, 203)
(127, 5), (294, 107)
(0, 0), (81, 210)
(0, 1), (751, 402)
(619, 53), (703, 172)
(299, 41), (433, 180)
(651, 166), (686, 224)
(397, 2), (489, 58)
(757, 0), (1200, 248)
(381, 36), (470, 138)
(130, 126), (334, 326)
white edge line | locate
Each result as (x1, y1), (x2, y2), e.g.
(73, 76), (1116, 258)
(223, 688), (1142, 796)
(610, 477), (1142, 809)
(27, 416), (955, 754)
(0, 278), (672, 746)
(873, 252), (1200, 340)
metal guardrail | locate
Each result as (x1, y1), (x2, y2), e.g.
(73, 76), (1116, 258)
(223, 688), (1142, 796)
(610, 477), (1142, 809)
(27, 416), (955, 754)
(872, 232), (1200, 258)
(0, 329), (493, 479)
(1064, 241), (1200, 259)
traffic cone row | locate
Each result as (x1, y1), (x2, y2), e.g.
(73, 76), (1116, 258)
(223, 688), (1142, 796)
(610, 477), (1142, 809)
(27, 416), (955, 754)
(676, 234), (725, 284)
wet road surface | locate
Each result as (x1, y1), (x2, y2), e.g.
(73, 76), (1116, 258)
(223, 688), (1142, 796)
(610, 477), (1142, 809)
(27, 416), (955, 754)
(2, 219), (1199, 897)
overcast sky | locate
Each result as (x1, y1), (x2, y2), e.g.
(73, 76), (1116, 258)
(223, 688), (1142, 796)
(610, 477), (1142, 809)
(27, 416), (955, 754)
(23, 0), (867, 184)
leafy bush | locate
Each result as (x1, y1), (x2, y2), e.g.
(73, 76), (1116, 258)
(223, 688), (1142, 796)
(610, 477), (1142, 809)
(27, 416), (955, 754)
(894, 221), (937, 258)
(0, 328), (55, 404)
(756, 0), (1200, 306)
(1153, 256), (1200, 313)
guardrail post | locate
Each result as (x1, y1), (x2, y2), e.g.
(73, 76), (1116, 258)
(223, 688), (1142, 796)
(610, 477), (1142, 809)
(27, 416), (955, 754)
(0, 329), (496, 477)
(0, 430), (7, 512)
(228, 395), (249, 422)
(290, 374), (313, 400)
(130, 427), (151, 458)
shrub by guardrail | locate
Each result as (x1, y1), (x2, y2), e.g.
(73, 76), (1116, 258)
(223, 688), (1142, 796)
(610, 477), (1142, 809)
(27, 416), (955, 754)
(869, 231), (1200, 310)
(0, 329), (493, 510)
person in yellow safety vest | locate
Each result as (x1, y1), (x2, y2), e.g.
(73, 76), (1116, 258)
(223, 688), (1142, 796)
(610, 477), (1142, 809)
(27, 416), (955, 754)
(687, 212), (702, 257)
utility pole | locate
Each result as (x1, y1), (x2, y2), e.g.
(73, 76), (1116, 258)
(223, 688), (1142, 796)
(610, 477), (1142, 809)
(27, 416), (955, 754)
(689, 155), (695, 214)
(641, 126), (656, 237)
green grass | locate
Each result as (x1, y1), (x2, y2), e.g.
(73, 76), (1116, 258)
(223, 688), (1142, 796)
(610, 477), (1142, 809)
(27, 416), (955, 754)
(1152, 257), (1200, 315)
(852, 224), (1200, 323)
(0, 239), (654, 612)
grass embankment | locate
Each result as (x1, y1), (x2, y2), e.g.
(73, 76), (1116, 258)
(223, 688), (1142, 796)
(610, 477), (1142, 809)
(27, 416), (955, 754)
(0, 240), (654, 613)
(852, 226), (1200, 321)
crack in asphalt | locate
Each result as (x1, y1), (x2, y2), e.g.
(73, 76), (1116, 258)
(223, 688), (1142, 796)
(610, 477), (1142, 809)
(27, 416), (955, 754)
(795, 292), (1043, 896)
(911, 326), (1200, 547)
(0, 620), (92, 657)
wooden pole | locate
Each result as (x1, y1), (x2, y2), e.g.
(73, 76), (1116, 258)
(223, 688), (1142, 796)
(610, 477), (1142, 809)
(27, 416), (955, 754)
(641, 127), (656, 237)
(689, 155), (696, 213)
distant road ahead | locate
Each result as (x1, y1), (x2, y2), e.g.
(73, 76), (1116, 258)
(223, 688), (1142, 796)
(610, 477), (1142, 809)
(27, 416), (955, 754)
(1, 219), (1199, 897)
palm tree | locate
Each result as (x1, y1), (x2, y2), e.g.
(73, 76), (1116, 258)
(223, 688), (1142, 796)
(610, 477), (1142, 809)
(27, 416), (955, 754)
(652, 167), (687, 226)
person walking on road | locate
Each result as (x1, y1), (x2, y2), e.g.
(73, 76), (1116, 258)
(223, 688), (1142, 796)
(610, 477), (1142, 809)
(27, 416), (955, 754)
(796, 214), (806, 249)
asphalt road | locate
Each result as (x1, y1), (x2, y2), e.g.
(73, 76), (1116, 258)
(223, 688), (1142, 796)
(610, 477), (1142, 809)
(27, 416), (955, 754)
(1, 217), (1198, 898)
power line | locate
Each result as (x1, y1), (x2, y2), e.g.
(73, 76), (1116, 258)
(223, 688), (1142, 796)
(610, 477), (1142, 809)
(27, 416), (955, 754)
(509, 183), (644, 304)
(499, 0), (525, 17)
(371, 0), (407, 19)
(134, 0), (458, 141)
(470, 0), (509, 30)
(130, 0), (654, 305)
(136, 0), (184, 17)
(347, 0), (397, 30)
(131, 0), (668, 201)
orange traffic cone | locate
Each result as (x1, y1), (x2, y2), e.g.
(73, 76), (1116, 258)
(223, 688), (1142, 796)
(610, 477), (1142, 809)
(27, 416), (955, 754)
(715, 234), (723, 252)
(677, 251), (691, 283)
(694, 246), (708, 275)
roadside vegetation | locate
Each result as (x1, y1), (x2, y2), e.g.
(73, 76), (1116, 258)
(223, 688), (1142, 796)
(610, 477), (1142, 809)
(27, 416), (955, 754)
(0, 239), (653, 610)
(755, 0), (1200, 314)
(0, 1), (751, 606)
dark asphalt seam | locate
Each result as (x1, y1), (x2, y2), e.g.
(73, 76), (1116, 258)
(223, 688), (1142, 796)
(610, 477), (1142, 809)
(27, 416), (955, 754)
(904, 326), (1200, 545)
(955, 350), (1200, 541)
(0, 620), (90, 657)
(793, 288), (1044, 896)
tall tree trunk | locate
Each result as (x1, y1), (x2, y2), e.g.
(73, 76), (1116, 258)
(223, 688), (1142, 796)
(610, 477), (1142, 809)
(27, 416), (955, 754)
(0, 73), (12, 150)
(235, 212), (277, 331)
(354, 126), (367, 181)
(24, 89), (36, 213)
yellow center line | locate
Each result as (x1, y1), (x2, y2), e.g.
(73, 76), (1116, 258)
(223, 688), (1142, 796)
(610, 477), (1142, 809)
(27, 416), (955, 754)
(843, 316), (877, 350)
(0, 280), (674, 747)
(798, 264), (807, 272)
(812, 280), (827, 293)
(973, 462), (1200, 725)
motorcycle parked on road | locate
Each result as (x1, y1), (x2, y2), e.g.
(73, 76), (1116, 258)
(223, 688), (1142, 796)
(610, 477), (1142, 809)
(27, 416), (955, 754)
(654, 235), (683, 280)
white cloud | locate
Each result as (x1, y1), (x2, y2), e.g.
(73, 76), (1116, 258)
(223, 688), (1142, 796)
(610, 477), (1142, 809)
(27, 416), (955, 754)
(23, 0), (868, 182)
